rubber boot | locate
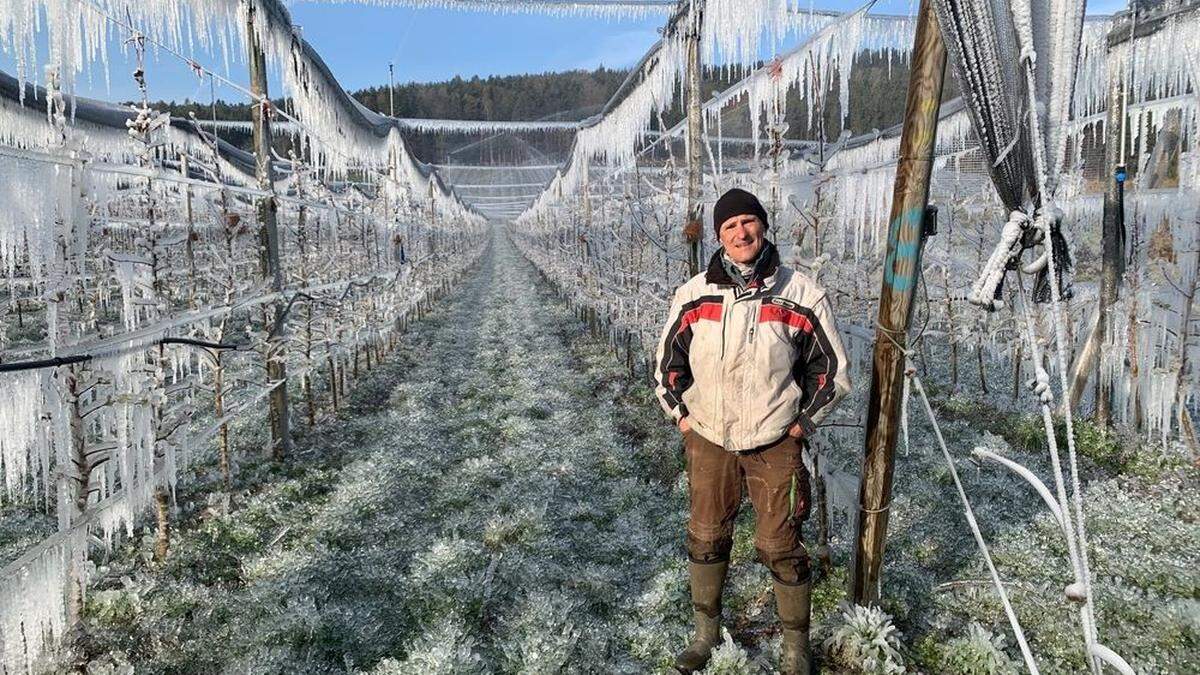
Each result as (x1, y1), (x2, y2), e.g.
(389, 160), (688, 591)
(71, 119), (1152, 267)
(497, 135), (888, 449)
(674, 561), (728, 673)
(774, 579), (812, 675)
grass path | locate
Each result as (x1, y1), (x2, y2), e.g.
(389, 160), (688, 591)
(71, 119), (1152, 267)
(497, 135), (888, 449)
(81, 230), (698, 673)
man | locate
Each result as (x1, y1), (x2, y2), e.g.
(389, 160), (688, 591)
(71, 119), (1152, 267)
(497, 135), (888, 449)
(655, 188), (850, 674)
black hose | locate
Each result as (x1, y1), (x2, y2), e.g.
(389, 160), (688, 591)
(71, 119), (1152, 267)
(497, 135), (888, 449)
(0, 354), (91, 373)
(0, 337), (243, 374)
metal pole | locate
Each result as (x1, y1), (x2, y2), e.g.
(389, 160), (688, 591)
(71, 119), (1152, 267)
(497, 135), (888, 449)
(684, 0), (705, 276)
(851, 0), (946, 605)
(247, 3), (292, 460)
(389, 62), (396, 117)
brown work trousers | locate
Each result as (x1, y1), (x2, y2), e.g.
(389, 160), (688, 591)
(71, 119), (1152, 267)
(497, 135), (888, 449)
(684, 430), (811, 584)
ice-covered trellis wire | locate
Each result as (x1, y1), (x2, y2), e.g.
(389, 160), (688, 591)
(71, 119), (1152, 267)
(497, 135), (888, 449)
(0, 1), (489, 670)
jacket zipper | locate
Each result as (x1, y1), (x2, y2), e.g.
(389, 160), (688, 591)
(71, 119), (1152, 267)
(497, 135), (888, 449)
(729, 293), (761, 446)
(718, 279), (773, 450)
(718, 297), (732, 447)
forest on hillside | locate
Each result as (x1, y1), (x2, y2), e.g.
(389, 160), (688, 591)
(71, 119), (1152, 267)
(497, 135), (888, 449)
(151, 51), (925, 164)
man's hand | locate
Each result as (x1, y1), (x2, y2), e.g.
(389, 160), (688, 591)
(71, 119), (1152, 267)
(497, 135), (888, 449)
(787, 422), (804, 439)
(678, 417), (692, 434)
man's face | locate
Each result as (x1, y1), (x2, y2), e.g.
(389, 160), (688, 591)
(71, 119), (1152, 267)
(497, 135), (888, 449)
(718, 214), (765, 264)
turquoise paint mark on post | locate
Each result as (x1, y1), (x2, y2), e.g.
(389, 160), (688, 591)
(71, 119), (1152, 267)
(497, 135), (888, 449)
(882, 207), (925, 292)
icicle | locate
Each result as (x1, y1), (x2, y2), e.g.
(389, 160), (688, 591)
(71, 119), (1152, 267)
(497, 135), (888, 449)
(0, 370), (46, 499)
(0, 152), (62, 278)
(701, 0), (793, 69)
(110, 254), (152, 330)
(0, 530), (86, 674)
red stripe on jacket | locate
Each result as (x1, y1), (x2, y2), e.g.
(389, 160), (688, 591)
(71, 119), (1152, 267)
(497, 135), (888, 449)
(758, 304), (814, 332)
(679, 302), (723, 331)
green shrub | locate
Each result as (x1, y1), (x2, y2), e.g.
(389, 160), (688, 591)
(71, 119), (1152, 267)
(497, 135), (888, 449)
(822, 604), (906, 675)
(87, 589), (141, 627)
(704, 628), (754, 675)
(936, 623), (1019, 675)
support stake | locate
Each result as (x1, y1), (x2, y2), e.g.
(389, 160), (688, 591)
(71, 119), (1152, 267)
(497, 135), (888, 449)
(684, 0), (705, 276)
(851, 0), (946, 606)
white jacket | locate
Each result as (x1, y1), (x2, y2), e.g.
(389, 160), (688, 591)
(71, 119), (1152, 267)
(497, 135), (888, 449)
(654, 241), (851, 452)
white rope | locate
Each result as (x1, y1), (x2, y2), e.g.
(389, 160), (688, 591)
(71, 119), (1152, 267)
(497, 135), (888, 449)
(908, 372), (1040, 674)
(1012, 3), (1102, 662)
(900, 358), (911, 456)
(1039, 214), (1102, 659)
(867, 323), (1037, 673)
(1014, 276), (1099, 672)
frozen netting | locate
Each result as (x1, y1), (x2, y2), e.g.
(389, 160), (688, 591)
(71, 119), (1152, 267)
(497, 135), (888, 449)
(1, 0), (1198, 671)
(509, 1), (1195, 670)
(281, 0), (678, 20)
(0, 0), (488, 669)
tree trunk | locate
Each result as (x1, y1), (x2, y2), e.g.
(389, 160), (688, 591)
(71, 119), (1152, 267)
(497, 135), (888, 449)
(1065, 308), (1101, 415)
(153, 488), (171, 561)
(1128, 289), (1143, 428)
(944, 266), (959, 389)
(247, 3), (291, 460)
(1144, 107), (1182, 189)
(182, 154), (197, 309)
(214, 354), (231, 487)
(61, 366), (91, 669)
(305, 304), (316, 426)
(1012, 341), (1023, 402)
(1173, 240), (1198, 456)
(328, 354), (339, 412)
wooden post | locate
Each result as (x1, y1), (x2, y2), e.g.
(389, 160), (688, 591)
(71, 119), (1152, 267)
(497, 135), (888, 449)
(684, 0), (705, 276)
(1091, 64), (1126, 426)
(247, 4), (292, 459)
(851, 0), (946, 606)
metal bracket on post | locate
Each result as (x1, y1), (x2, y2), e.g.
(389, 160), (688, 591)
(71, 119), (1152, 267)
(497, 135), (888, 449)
(922, 204), (938, 237)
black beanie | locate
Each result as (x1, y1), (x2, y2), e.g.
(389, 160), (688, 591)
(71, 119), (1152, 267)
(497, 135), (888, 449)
(712, 188), (769, 235)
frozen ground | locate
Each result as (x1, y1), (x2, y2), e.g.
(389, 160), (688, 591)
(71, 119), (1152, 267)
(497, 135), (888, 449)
(69, 228), (1198, 674)
(75, 230), (695, 673)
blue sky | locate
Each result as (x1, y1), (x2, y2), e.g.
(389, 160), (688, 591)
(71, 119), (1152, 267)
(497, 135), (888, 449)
(0, 0), (1130, 105)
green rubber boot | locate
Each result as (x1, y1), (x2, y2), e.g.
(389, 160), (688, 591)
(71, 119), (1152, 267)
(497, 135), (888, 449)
(774, 579), (812, 675)
(674, 561), (728, 673)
